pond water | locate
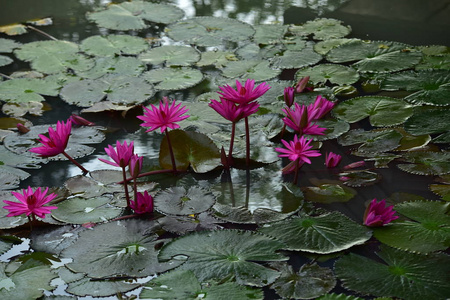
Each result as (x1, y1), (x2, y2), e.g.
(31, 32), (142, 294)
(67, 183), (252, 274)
(0, 0), (449, 300)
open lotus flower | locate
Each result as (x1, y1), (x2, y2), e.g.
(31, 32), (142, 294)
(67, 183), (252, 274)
(3, 186), (57, 219)
(276, 135), (321, 165)
(308, 95), (335, 120)
(363, 198), (399, 227)
(138, 98), (189, 133)
(218, 79), (271, 105)
(282, 103), (326, 136)
(29, 120), (72, 158)
(99, 140), (135, 168)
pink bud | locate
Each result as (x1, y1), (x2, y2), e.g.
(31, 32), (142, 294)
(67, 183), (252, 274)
(69, 114), (95, 126)
(295, 76), (311, 93)
(17, 123), (30, 133)
(343, 161), (365, 170)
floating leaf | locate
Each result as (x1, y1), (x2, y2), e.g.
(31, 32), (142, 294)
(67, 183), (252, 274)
(221, 60), (281, 81)
(334, 245), (450, 300)
(75, 56), (146, 79)
(373, 200), (450, 253)
(158, 229), (287, 287)
(66, 276), (140, 297)
(317, 293), (364, 300)
(271, 262), (336, 299)
(80, 34), (148, 57)
(196, 50), (238, 68)
(140, 269), (263, 300)
(333, 96), (413, 127)
(0, 55), (12, 67)
(303, 182), (357, 203)
(154, 186), (216, 216)
(236, 43), (284, 60)
(381, 70), (450, 106)
(0, 23), (27, 36)
(290, 18), (351, 40)
(339, 170), (381, 187)
(415, 53), (450, 71)
(253, 24), (288, 45)
(159, 129), (221, 173)
(258, 212), (371, 254)
(60, 74), (154, 107)
(87, 1), (184, 30)
(404, 108), (450, 136)
(139, 45), (200, 66)
(294, 64), (359, 85)
(157, 212), (222, 235)
(14, 41), (94, 74)
(62, 219), (181, 278)
(270, 44), (322, 69)
(166, 17), (255, 47)
(307, 118), (350, 141)
(143, 67), (203, 91)
(0, 77), (60, 103)
(327, 40), (422, 73)
(0, 171), (21, 190)
(397, 151), (450, 175)
(314, 38), (359, 55)
(338, 129), (403, 153)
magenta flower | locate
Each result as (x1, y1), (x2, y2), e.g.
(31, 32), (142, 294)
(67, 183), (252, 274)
(17, 123), (30, 133)
(218, 79), (271, 105)
(363, 199), (399, 227)
(325, 152), (342, 168)
(137, 99), (189, 133)
(129, 154), (143, 179)
(294, 76), (313, 93)
(284, 87), (295, 107)
(209, 98), (260, 123)
(3, 186), (57, 219)
(99, 141), (134, 168)
(130, 191), (153, 214)
(343, 160), (366, 170)
(29, 120), (72, 157)
(69, 114), (95, 126)
(308, 95), (335, 120)
(275, 135), (321, 164)
(282, 103), (326, 136)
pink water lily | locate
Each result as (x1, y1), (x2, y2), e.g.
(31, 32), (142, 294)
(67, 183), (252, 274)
(325, 152), (342, 168)
(138, 98), (189, 133)
(29, 120), (72, 158)
(308, 95), (335, 120)
(276, 135), (321, 164)
(218, 79), (271, 105)
(130, 191), (153, 214)
(282, 103), (326, 136)
(363, 198), (399, 227)
(129, 154), (143, 179)
(99, 141), (135, 168)
(3, 186), (57, 219)
(209, 98), (260, 123)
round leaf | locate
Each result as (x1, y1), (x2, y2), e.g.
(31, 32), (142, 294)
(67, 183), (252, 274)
(0, 78), (60, 103)
(290, 18), (351, 40)
(143, 67), (203, 91)
(154, 186), (216, 216)
(338, 129), (403, 153)
(80, 34), (148, 57)
(404, 108), (450, 136)
(397, 151), (450, 175)
(221, 60), (281, 81)
(75, 56), (146, 79)
(294, 64), (359, 85)
(270, 44), (322, 69)
(139, 45), (200, 66)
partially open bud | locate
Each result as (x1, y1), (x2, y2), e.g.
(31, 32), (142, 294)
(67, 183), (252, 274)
(283, 87), (295, 107)
(16, 123), (30, 133)
(295, 76), (313, 93)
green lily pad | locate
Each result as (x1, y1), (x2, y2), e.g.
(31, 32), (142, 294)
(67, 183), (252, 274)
(75, 56), (146, 79)
(334, 245), (450, 300)
(317, 293), (364, 300)
(140, 269), (263, 300)
(0, 144), (42, 169)
(80, 34), (148, 57)
(415, 53), (450, 70)
(87, 1), (185, 30)
(0, 38), (22, 53)
(51, 196), (122, 224)
(158, 229), (287, 287)
(303, 182), (357, 203)
(373, 200), (450, 253)
(66, 276), (140, 297)
(154, 186), (216, 216)
(221, 60), (281, 81)
(290, 18), (351, 40)
(270, 43), (322, 69)
(314, 38), (359, 55)
(0, 23), (27, 36)
(62, 219), (181, 278)
(2, 101), (44, 117)
(0, 262), (57, 300)
(0, 55), (13, 67)
(381, 70), (450, 106)
(338, 170), (381, 187)
(0, 192), (28, 228)
(294, 64), (359, 85)
(143, 67), (203, 91)
(236, 43), (284, 60)
(139, 45), (200, 66)
(326, 40), (423, 73)
(404, 108), (450, 136)
(14, 40), (94, 74)
(196, 50), (238, 68)
(253, 24), (288, 45)
(307, 118), (350, 142)
(0, 77), (60, 103)
(166, 17), (255, 47)
(159, 129), (221, 173)
(338, 129), (403, 153)
(157, 212), (222, 235)
(270, 262), (336, 299)
(333, 96), (414, 127)
(397, 151), (450, 175)
(258, 211), (372, 254)
(0, 237), (20, 255)
(0, 171), (21, 190)
(60, 74), (154, 107)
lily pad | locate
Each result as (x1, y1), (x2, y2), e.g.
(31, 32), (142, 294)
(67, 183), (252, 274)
(0, 38), (22, 52)
(0, 77), (60, 103)
(314, 38), (359, 55)
(157, 212), (222, 235)
(139, 45), (200, 66)
(2, 101), (44, 117)
(326, 40), (423, 73)
(0, 55), (13, 67)
(333, 96), (414, 127)
(270, 44), (322, 69)
(87, 1), (185, 30)
(66, 276), (140, 297)
(337, 129), (403, 153)
(415, 53), (450, 70)
(294, 64), (359, 85)
(60, 74), (154, 107)
(62, 219), (181, 278)
(80, 34), (148, 57)
(302, 182), (357, 203)
(381, 70), (450, 106)
(140, 269), (264, 300)
(397, 151), (450, 175)
(290, 18), (351, 40)
(154, 186), (216, 216)
(14, 40), (94, 74)
(258, 211), (372, 254)
(75, 56), (146, 79)
(143, 67), (203, 91)
(307, 118), (350, 142)
(338, 170), (381, 187)
(334, 245), (450, 300)
(166, 17), (255, 47)
(196, 50), (238, 68)
(221, 60), (281, 81)
(270, 262), (336, 299)
(159, 129), (221, 173)
(373, 200), (450, 253)
(0, 23), (27, 36)
(158, 229), (287, 287)
(404, 108), (450, 136)
(253, 24), (288, 45)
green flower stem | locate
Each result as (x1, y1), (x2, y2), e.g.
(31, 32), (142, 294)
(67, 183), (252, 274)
(62, 151), (89, 174)
(165, 128), (177, 174)
(244, 117), (250, 167)
(122, 167), (131, 208)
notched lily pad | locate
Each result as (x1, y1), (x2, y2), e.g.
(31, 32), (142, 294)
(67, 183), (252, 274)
(154, 186), (216, 216)
(143, 67), (203, 91)
(80, 34), (148, 57)
(338, 129), (403, 153)
(295, 64), (359, 86)
(404, 108), (450, 136)
(270, 43), (322, 69)
(397, 151), (450, 175)
(302, 181), (357, 203)
(139, 45), (200, 66)
(290, 18), (351, 40)
(253, 24), (288, 45)
(75, 56), (146, 79)
(0, 77), (60, 103)
(157, 212), (223, 235)
(221, 60), (281, 81)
